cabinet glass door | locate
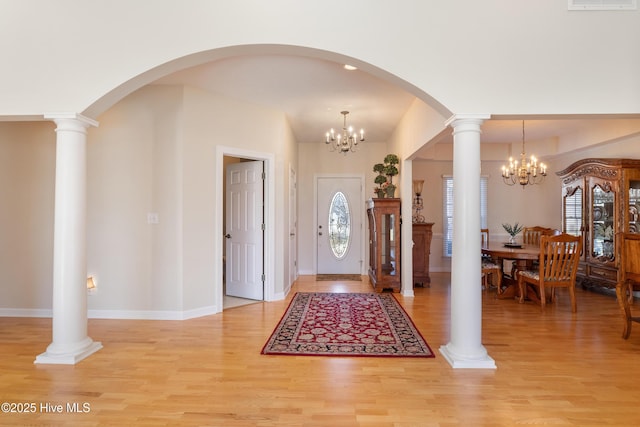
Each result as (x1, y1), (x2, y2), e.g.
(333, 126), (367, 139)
(367, 209), (377, 276)
(591, 184), (615, 261)
(380, 213), (397, 276)
(629, 180), (640, 234)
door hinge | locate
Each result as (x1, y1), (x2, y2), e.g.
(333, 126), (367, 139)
(262, 171), (266, 180)
(261, 223), (265, 231)
(261, 273), (266, 282)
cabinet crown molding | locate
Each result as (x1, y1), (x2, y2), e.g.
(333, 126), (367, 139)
(557, 158), (640, 184)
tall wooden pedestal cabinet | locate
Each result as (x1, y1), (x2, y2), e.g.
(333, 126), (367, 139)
(412, 223), (434, 287)
(367, 198), (401, 293)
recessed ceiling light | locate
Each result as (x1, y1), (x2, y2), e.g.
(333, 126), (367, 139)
(344, 64), (357, 71)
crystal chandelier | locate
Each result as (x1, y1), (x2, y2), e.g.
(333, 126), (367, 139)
(325, 111), (364, 154)
(501, 121), (547, 187)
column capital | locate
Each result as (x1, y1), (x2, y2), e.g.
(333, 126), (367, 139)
(44, 113), (99, 129)
(444, 114), (491, 129)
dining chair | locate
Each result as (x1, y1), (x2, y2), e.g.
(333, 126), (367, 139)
(615, 232), (640, 339)
(481, 228), (502, 291)
(522, 226), (557, 271)
(522, 226), (555, 246)
(517, 233), (582, 312)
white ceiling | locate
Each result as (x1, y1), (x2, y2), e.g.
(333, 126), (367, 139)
(155, 54), (416, 145)
(154, 54), (638, 156)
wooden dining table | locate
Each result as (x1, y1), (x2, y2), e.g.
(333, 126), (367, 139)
(481, 241), (541, 301)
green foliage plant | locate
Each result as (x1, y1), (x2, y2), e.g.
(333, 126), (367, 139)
(502, 222), (524, 237)
(383, 154), (399, 185)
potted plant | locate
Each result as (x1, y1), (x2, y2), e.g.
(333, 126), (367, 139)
(383, 154), (399, 197)
(502, 222), (524, 245)
(373, 163), (387, 198)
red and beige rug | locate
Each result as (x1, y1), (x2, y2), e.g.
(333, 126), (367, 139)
(261, 292), (434, 357)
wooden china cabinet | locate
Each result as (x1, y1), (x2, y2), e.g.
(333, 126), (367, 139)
(367, 198), (401, 293)
(557, 158), (640, 292)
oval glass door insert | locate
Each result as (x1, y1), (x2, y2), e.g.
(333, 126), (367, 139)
(328, 191), (351, 259)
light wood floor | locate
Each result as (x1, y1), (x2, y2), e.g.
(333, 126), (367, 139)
(2, 273), (640, 426)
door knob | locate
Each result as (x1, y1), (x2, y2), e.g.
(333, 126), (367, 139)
(225, 234), (231, 239)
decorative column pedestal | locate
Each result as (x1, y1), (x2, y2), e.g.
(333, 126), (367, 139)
(439, 115), (495, 369)
(35, 114), (102, 365)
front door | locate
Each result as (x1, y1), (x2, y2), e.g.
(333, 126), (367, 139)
(225, 160), (264, 300)
(316, 176), (363, 274)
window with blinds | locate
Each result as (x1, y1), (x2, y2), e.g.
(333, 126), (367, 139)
(564, 187), (583, 236)
(442, 176), (488, 257)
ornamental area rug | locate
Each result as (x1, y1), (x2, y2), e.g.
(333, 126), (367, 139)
(261, 292), (434, 358)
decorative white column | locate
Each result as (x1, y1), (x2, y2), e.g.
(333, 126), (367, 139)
(439, 114), (495, 369)
(35, 114), (102, 365)
(401, 158), (414, 297)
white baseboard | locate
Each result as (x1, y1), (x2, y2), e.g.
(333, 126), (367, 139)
(0, 306), (220, 320)
(0, 308), (52, 318)
(270, 290), (287, 301)
(87, 305), (219, 320)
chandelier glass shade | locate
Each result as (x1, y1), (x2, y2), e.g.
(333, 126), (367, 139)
(325, 111), (364, 154)
(501, 121), (547, 187)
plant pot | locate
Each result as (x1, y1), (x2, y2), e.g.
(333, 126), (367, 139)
(385, 187), (396, 198)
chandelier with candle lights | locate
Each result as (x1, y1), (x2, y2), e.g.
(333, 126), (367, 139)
(325, 111), (364, 154)
(501, 121), (547, 187)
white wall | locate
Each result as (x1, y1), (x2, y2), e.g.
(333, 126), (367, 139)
(0, 122), (56, 314)
(1, 2), (638, 122)
(85, 85), (182, 314)
(180, 83), (299, 307)
(297, 141), (389, 274)
(1, 1), (638, 315)
(2, 86), (640, 315)
(0, 84), (297, 317)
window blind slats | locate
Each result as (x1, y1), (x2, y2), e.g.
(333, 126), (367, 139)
(442, 176), (488, 257)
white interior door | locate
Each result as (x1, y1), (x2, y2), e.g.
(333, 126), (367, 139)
(225, 160), (264, 300)
(317, 176), (363, 274)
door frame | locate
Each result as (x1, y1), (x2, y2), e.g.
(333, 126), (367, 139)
(289, 164), (298, 290)
(225, 159), (265, 300)
(216, 146), (275, 312)
(314, 173), (366, 275)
